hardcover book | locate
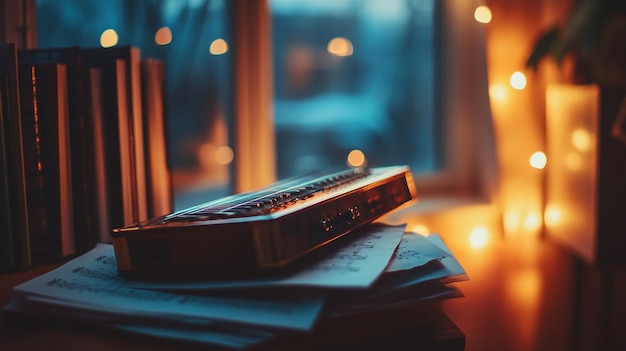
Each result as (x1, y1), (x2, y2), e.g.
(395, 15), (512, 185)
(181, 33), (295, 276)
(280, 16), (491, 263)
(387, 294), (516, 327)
(18, 47), (100, 252)
(82, 46), (148, 225)
(141, 58), (173, 218)
(17, 62), (74, 264)
(0, 43), (31, 270)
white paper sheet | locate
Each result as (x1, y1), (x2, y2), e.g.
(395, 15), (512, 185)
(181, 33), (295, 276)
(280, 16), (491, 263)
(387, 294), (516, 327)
(11, 244), (327, 331)
(384, 232), (449, 272)
(374, 233), (469, 293)
(4, 295), (277, 349)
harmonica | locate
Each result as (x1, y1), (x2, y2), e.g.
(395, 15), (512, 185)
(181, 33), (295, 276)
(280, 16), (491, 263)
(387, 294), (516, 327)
(112, 165), (417, 279)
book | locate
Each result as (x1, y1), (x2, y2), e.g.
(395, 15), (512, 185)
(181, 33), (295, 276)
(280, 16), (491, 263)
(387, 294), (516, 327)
(17, 62), (74, 264)
(0, 43), (31, 270)
(82, 46), (148, 225)
(17, 47), (100, 253)
(87, 67), (112, 244)
(0, 80), (14, 271)
(84, 58), (135, 231)
(140, 58), (173, 218)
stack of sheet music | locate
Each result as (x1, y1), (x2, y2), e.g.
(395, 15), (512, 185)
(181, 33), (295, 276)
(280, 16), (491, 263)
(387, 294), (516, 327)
(3, 223), (467, 349)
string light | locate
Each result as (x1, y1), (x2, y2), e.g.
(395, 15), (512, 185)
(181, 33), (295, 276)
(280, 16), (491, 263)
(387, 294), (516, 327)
(529, 151), (547, 169)
(474, 6), (492, 24)
(510, 71), (527, 90)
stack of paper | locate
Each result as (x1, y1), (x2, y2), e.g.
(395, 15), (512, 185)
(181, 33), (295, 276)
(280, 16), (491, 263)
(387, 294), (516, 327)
(3, 224), (467, 349)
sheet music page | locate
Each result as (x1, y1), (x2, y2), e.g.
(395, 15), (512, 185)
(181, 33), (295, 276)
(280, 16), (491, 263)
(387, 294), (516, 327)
(11, 244), (326, 331)
(339, 232), (467, 303)
(388, 233), (468, 289)
(385, 232), (450, 272)
(130, 223), (406, 291)
(115, 324), (275, 349)
(280, 223), (406, 288)
(4, 294), (278, 349)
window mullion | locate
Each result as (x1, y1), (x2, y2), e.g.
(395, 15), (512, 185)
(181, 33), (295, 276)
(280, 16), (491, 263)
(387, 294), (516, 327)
(230, 0), (276, 192)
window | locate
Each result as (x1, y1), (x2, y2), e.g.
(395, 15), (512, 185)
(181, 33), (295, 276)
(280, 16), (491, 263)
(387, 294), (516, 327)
(32, 0), (495, 210)
(270, 0), (439, 179)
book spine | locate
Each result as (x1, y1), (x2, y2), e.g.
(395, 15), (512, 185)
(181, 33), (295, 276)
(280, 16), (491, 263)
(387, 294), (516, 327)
(19, 64), (52, 264)
(114, 60), (135, 227)
(141, 59), (173, 218)
(127, 47), (149, 223)
(82, 47), (147, 228)
(1, 44), (31, 269)
(55, 64), (75, 256)
(0, 80), (15, 271)
(18, 62), (74, 264)
(89, 59), (135, 229)
(88, 67), (112, 244)
(18, 47), (102, 253)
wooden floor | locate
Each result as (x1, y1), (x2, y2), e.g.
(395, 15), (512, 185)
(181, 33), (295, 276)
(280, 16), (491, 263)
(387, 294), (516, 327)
(440, 230), (626, 351)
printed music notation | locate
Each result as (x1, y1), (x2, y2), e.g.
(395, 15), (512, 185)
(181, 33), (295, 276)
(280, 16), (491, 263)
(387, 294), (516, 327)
(284, 224), (405, 287)
(385, 233), (452, 272)
(12, 244), (327, 331)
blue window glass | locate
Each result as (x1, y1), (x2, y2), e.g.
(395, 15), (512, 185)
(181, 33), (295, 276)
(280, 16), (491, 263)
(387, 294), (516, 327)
(270, 0), (439, 178)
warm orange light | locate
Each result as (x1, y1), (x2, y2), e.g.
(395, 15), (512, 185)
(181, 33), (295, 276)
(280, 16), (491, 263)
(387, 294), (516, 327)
(155, 27), (172, 45)
(411, 224), (430, 235)
(100, 29), (119, 48)
(489, 83), (506, 102)
(523, 212), (541, 231)
(198, 143), (216, 168)
(504, 211), (521, 233)
(571, 128), (592, 151)
(510, 71), (527, 90)
(529, 151), (547, 169)
(469, 226), (489, 249)
(508, 269), (541, 309)
(544, 205), (562, 227)
(210, 38), (229, 55)
(215, 146), (234, 165)
(327, 37), (353, 57)
(346, 149), (366, 167)
(474, 6), (492, 24)
(565, 152), (583, 171)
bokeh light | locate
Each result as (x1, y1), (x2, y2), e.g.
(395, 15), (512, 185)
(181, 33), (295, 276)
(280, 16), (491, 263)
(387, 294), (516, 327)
(474, 6), (492, 24)
(100, 29), (119, 48)
(210, 38), (229, 55)
(327, 37), (354, 57)
(155, 27), (173, 45)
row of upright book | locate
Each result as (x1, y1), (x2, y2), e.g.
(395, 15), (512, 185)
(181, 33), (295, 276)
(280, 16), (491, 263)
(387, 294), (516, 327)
(0, 43), (173, 272)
